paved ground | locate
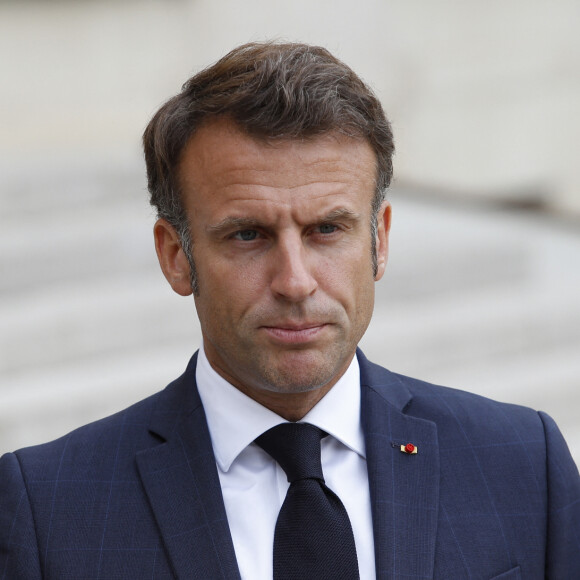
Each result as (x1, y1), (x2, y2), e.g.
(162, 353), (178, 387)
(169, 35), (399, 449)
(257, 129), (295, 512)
(1, 158), (579, 466)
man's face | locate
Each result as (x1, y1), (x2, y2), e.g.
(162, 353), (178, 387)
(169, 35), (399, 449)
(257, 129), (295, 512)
(158, 119), (390, 412)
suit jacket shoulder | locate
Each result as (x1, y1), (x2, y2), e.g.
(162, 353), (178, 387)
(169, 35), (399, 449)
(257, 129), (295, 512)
(0, 354), (240, 580)
(359, 351), (580, 579)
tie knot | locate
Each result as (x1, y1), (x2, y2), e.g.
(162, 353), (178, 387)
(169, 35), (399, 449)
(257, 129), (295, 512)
(256, 423), (325, 483)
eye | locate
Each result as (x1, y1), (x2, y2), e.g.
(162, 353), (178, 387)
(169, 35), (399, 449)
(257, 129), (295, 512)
(317, 223), (338, 234)
(233, 229), (259, 241)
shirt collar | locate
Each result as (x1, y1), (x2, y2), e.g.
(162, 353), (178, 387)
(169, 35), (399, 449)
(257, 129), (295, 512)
(195, 344), (365, 473)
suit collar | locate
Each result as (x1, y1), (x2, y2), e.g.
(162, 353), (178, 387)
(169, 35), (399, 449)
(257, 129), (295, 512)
(358, 349), (440, 580)
(136, 352), (241, 580)
(357, 348), (413, 412)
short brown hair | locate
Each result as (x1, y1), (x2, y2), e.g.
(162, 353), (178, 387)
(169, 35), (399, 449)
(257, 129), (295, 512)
(143, 41), (394, 287)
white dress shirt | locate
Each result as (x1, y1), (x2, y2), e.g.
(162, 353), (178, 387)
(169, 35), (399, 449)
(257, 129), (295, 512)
(196, 345), (376, 580)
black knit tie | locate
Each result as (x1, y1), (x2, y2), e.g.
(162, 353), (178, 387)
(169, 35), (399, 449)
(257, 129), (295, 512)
(255, 422), (360, 580)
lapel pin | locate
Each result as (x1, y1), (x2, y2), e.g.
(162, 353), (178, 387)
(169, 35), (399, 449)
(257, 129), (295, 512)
(400, 443), (418, 455)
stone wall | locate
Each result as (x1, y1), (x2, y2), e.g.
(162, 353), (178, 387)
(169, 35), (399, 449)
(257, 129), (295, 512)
(1, 1), (579, 465)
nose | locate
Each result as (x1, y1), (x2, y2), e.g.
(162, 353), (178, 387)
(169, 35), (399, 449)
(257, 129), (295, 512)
(270, 236), (318, 302)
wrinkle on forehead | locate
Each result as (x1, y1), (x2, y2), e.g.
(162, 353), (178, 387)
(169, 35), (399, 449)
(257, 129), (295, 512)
(178, 119), (377, 227)
(179, 120), (375, 189)
(185, 158), (372, 194)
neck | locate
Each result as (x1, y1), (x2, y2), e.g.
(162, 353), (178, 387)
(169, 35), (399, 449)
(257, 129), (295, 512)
(232, 382), (336, 422)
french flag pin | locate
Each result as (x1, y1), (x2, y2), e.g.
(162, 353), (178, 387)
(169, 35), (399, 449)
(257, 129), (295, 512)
(400, 443), (418, 455)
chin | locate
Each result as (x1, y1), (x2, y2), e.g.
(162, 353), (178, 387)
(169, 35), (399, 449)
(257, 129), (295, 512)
(257, 355), (343, 394)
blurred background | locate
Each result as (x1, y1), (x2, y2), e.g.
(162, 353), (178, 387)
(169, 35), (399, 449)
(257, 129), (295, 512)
(1, 0), (579, 465)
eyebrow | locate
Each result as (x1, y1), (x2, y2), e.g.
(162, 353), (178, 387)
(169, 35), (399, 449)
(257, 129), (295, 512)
(320, 208), (361, 223)
(207, 207), (361, 235)
(207, 217), (262, 235)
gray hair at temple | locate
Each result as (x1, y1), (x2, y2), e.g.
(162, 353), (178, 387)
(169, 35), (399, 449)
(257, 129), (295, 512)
(143, 41), (394, 292)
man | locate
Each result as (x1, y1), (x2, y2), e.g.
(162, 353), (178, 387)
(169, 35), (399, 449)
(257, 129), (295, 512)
(1, 42), (578, 580)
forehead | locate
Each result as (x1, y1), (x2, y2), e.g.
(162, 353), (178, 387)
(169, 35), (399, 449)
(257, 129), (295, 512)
(177, 119), (377, 218)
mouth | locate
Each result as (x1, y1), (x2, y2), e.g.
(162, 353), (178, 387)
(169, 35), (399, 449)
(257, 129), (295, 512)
(260, 323), (329, 345)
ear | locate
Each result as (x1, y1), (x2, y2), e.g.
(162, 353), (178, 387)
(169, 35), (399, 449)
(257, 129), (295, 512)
(153, 218), (193, 296)
(374, 201), (391, 282)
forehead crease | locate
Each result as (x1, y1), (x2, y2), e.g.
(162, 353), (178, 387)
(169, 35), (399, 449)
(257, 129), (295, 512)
(219, 180), (359, 197)
(218, 161), (365, 185)
(218, 188), (360, 214)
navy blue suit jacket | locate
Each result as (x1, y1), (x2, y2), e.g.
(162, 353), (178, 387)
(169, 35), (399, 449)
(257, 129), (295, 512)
(1, 350), (579, 579)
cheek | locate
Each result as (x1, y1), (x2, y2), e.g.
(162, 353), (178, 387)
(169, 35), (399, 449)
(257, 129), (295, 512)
(232, 262), (269, 293)
(317, 253), (374, 305)
(197, 257), (268, 318)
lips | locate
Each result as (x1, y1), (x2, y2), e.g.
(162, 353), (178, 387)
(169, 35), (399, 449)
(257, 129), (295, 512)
(260, 323), (329, 344)
(264, 321), (325, 331)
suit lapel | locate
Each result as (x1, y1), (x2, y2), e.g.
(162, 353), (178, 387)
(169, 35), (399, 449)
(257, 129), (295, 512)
(359, 350), (439, 580)
(136, 354), (241, 580)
